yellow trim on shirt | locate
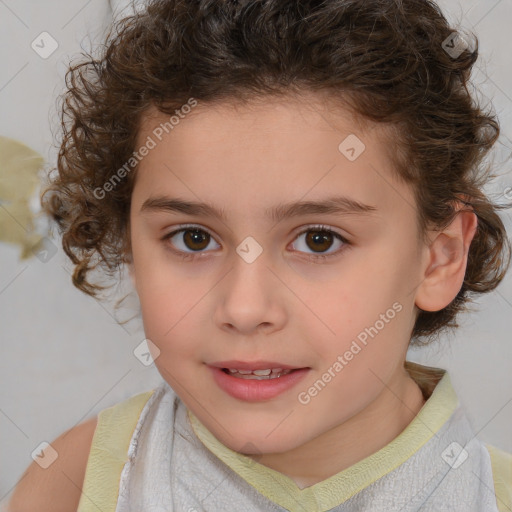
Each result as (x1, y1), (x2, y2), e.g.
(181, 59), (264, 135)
(187, 365), (458, 512)
(487, 444), (512, 512)
(77, 389), (156, 512)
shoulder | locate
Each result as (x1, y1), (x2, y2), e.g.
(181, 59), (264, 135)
(7, 387), (160, 512)
(486, 444), (512, 512)
(7, 415), (98, 512)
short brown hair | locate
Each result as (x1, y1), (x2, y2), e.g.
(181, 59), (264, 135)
(41, 0), (511, 345)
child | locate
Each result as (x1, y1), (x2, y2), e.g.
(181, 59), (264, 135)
(8, 0), (512, 510)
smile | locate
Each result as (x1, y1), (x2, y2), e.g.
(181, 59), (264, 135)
(208, 363), (310, 401)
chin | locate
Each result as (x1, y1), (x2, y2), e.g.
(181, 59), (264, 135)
(222, 428), (308, 456)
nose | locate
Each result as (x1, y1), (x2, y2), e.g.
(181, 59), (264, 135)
(213, 253), (287, 336)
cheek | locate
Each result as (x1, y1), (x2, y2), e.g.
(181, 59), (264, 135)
(140, 297), (203, 379)
(139, 288), (195, 344)
(307, 263), (411, 360)
(132, 241), (183, 327)
(135, 270), (208, 364)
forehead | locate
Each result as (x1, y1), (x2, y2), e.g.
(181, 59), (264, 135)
(132, 93), (416, 223)
(137, 92), (373, 146)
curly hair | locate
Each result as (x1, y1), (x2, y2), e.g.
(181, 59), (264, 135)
(41, 0), (511, 345)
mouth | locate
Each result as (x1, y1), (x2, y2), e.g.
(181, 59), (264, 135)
(207, 361), (310, 401)
(209, 360), (307, 378)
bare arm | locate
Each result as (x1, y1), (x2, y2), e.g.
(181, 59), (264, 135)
(7, 416), (98, 512)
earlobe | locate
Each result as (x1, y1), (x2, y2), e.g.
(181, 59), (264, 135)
(415, 208), (478, 312)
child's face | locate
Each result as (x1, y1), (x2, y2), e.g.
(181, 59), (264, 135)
(129, 93), (428, 455)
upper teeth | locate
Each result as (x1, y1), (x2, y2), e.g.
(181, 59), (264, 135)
(227, 368), (289, 375)
(228, 368), (282, 374)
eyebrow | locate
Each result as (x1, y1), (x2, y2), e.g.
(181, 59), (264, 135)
(140, 195), (378, 223)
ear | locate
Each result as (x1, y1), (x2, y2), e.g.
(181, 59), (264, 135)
(415, 202), (478, 312)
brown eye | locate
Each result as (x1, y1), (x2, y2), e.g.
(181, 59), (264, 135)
(304, 230), (335, 253)
(163, 226), (220, 255)
(182, 229), (210, 251)
(291, 225), (348, 259)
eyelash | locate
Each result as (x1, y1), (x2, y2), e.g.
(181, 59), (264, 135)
(160, 223), (351, 262)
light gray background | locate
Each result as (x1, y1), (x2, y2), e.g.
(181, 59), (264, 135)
(0, 0), (511, 505)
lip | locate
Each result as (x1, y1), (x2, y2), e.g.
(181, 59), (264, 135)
(208, 364), (310, 402)
(208, 360), (302, 371)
